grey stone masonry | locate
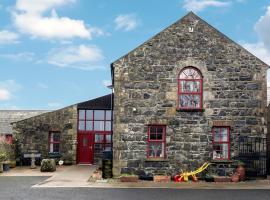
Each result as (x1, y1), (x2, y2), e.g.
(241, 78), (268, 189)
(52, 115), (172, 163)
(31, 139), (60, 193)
(12, 106), (78, 164)
(112, 12), (268, 176)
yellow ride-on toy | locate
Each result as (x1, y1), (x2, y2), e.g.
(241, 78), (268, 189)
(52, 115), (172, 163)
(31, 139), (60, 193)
(174, 162), (211, 182)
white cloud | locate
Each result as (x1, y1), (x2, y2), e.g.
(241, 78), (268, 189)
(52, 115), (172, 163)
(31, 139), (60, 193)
(242, 42), (270, 66)
(183, 0), (231, 12)
(0, 80), (22, 101)
(48, 44), (105, 70)
(13, 0), (102, 40)
(0, 52), (35, 62)
(115, 14), (139, 31)
(0, 89), (11, 101)
(0, 30), (19, 44)
(255, 6), (270, 47)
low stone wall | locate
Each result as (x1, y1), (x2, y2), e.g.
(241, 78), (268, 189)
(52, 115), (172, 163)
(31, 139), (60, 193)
(12, 105), (78, 164)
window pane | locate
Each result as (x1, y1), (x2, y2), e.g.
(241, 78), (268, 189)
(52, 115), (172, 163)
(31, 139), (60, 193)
(106, 110), (112, 120)
(86, 110), (93, 120)
(157, 133), (163, 140)
(94, 110), (105, 120)
(157, 127), (163, 134)
(180, 94), (193, 108)
(193, 95), (201, 108)
(79, 110), (85, 120)
(95, 134), (104, 143)
(53, 133), (60, 142)
(86, 121), (93, 131)
(78, 121), (85, 131)
(94, 121), (105, 131)
(83, 138), (88, 147)
(221, 128), (228, 142)
(53, 143), (60, 153)
(150, 127), (156, 134)
(213, 144), (228, 159)
(105, 144), (111, 151)
(149, 142), (164, 158)
(105, 134), (111, 143)
(105, 121), (111, 131)
(213, 128), (220, 142)
(94, 144), (103, 152)
(150, 133), (157, 140)
(181, 81), (200, 92)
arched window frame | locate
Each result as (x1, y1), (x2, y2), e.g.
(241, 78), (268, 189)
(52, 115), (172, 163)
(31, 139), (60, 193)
(178, 67), (203, 110)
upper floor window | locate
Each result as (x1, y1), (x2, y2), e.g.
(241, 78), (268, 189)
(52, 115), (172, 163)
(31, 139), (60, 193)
(178, 67), (203, 109)
(78, 110), (112, 132)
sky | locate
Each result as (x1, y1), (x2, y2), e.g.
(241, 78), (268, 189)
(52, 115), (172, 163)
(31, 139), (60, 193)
(0, 0), (270, 110)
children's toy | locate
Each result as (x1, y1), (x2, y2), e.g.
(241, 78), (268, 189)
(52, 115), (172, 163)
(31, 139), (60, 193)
(174, 162), (211, 182)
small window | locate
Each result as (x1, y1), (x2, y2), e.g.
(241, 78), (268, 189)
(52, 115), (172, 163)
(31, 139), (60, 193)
(178, 67), (203, 109)
(49, 132), (60, 153)
(212, 127), (230, 160)
(147, 125), (166, 158)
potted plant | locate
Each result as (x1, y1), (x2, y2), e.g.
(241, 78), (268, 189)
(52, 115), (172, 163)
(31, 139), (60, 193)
(236, 160), (246, 181)
(0, 152), (8, 173)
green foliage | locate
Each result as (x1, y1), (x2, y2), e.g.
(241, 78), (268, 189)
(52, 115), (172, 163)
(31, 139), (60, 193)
(0, 152), (8, 162)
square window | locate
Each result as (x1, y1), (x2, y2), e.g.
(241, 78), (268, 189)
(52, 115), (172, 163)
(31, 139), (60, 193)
(86, 110), (93, 120)
(86, 121), (93, 131)
(106, 110), (112, 120)
(95, 134), (104, 143)
(94, 110), (105, 120)
(78, 121), (85, 131)
(79, 110), (85, 120)
(94, 121), (105, 131)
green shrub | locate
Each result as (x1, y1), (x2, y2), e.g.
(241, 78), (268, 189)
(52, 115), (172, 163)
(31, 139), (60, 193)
(40, 159), (56, 172)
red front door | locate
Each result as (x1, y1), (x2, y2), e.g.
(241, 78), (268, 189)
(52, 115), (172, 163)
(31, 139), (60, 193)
(77, 133), (94, 164)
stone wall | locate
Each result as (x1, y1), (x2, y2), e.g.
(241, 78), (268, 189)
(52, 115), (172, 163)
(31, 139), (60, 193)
(12, 105), (78, 164)
(112, 12), (268, 176)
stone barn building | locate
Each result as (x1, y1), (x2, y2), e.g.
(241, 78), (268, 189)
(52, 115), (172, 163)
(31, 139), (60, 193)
(111, 12), (268, 176)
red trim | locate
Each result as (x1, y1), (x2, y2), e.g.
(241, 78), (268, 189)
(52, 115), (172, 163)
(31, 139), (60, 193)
(212, 126), (230, 160)
(48, 131), (60, 153)
(177, 67), (203, 110)
(147, 125), (166, 158)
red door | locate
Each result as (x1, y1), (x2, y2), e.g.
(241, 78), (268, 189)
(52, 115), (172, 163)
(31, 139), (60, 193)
(77, 133), (94, 164)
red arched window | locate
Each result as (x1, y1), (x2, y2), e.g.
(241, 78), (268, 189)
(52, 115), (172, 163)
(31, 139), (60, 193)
(178, 67), (203, 109)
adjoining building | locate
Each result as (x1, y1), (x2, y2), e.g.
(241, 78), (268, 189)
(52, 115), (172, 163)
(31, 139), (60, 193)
(12, 94), (112, 165)
(0, 110), (49, 143)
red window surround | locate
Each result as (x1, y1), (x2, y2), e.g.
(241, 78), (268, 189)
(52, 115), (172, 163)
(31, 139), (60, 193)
(147, 125), (166, 158)
(212, 127), (230, 160)
(178, 67), (203, 110)
(49, 132), (60, 153)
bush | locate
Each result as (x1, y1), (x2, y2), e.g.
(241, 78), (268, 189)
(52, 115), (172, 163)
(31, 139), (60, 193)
(40, 159), (56, 172)
(0, 152), (7, 162)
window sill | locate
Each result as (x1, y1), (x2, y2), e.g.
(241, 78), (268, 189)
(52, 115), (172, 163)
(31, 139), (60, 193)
(145, 158), (169, 162)
(176, 108), (204, 112)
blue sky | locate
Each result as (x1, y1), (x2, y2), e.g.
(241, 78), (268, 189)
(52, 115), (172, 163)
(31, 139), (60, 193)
(0, 0), (270, 110)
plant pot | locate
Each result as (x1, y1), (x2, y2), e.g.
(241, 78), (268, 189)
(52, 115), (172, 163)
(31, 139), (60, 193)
(120, 175), (139, 182)
(231, 173), (240, 183)
(153, 175), (171, 183)
(3, 163), (10, 172)
(236, 165), (245, 181)
(9, 160), (16, 168)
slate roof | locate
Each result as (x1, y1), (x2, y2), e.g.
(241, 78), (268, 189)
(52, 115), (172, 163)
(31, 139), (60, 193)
(0, 110), (49, 134)
(77, 94), (112, 110)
